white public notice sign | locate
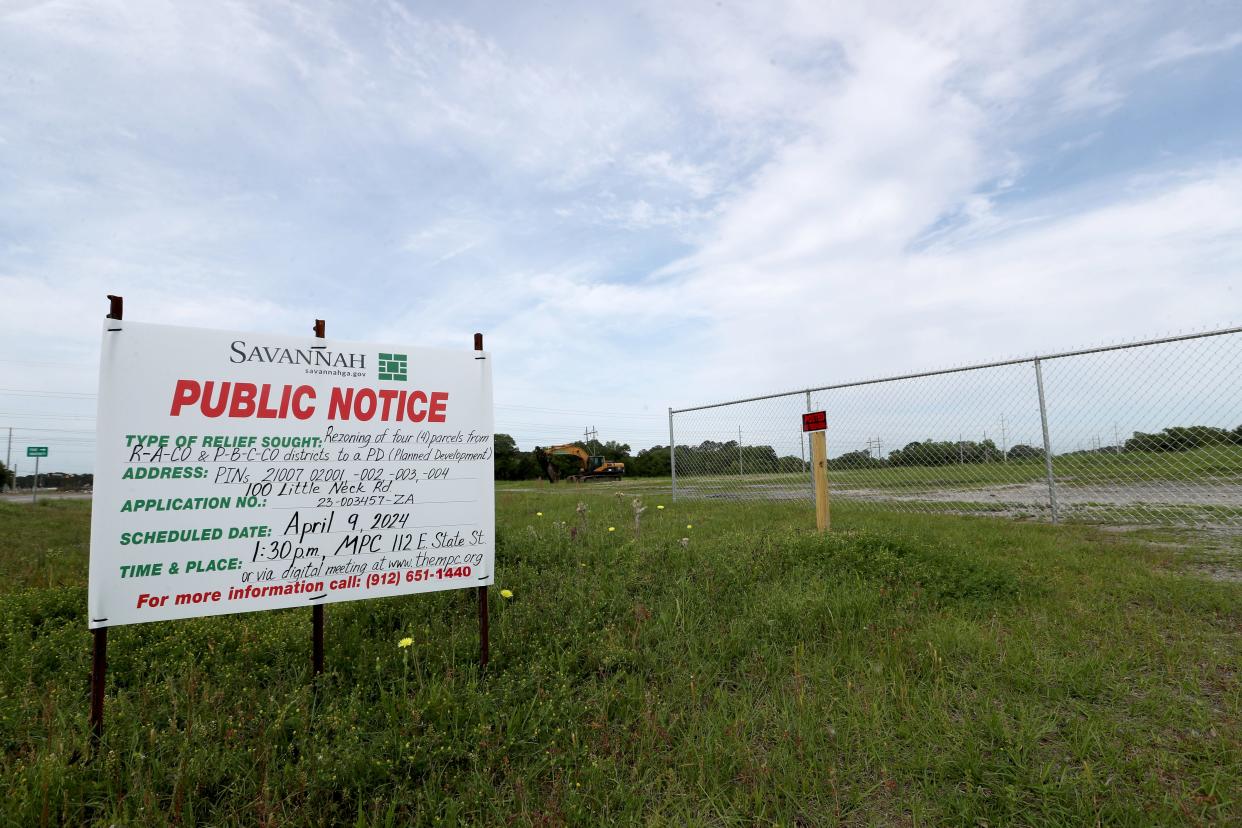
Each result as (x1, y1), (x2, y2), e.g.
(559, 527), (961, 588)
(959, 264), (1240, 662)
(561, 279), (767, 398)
(88, 320), (494, 628)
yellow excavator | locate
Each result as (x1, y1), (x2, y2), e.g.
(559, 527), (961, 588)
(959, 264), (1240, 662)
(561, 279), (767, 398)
(535, 444), (626, 483)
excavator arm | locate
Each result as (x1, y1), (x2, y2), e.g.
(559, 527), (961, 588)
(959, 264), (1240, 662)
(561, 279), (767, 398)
(535, 443), (625, 483)
(534, 444), (585, 483)
(543, 444), (592, 466)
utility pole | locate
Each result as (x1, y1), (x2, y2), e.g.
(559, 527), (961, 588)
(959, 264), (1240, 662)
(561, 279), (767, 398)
(866, 437), (884, 461)
(4, 427), (10, 491)
(1000, 414), (1008, 463)
(1114, 423), (1122, 453)
(738, 427), (743, 476)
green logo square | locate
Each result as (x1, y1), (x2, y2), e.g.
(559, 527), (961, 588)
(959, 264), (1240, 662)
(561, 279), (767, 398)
(378, 352), (408, 382)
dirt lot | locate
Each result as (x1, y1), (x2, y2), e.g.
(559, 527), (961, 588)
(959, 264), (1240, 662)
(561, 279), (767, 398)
(0, 490), (92, 504)
(668, 477), (1242, 528)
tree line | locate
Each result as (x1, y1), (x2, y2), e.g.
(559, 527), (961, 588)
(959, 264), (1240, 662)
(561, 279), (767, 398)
(828, 424), (1242, 471)
(3, 469), (94, 491)
(493, 435), (801, 480)
(1123, 425), (1242, 452)
(494, 423), (1242, 480)
(493, 435), (676, 481)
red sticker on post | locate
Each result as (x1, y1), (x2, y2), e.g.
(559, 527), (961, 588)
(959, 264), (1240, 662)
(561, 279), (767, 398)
(802, 411), (827, 432)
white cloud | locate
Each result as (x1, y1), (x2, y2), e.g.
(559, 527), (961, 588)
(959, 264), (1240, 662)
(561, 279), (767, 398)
(629, 152), (718, 200)
(662, 162), (1242, 406)
(1054, 64), (1123, 113)
(1147, 30), (1242, 69)
(1, 0), (1240, 468)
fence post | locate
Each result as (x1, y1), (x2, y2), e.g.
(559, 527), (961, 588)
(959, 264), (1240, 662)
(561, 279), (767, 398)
(668, 408), (677, 502)
(811, 429), (830, 532)
(1034, 358), (1060, 523)
(805, 391), (814, 500)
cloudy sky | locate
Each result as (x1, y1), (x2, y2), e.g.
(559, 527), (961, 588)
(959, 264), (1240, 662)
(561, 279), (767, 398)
(2, 0), (1241, 470)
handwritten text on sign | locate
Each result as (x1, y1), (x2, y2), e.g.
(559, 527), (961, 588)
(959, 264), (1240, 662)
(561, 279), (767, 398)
(88, 321), (494, 628)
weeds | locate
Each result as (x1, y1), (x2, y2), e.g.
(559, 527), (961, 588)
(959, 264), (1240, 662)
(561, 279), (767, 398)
(0, 494), (1238, 825)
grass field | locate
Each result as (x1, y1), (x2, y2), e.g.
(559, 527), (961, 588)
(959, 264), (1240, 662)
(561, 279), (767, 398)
(1, 493), (1239, 825)
(660, 445), (1242, 491)
(603, 447), (1242, 528)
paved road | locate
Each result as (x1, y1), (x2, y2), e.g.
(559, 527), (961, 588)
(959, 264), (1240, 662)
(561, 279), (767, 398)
(0, 490), (93, 503)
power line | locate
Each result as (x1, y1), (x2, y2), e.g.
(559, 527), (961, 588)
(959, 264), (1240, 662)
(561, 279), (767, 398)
(9, 447), (95, 453)
(0, 426), (97, 433)
(0, 357), (93, 367)
(494, 403), (661, 419)
(3, 440), (95, 447)
(0, 412), (97, 420)
(0, 389), (96, 399)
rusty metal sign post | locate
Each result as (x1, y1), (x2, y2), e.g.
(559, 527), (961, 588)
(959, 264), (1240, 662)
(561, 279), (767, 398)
(312, 318), (327, 678)
(89, 294), (124, 747)
(475, 331), (490, 669)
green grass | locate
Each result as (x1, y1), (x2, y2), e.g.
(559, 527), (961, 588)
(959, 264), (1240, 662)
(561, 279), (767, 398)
(651, 445), (1242, 493)
(837, 445), (1242, 490)
(600, 446), (1242, 528)
(1, 494), (1239, 825)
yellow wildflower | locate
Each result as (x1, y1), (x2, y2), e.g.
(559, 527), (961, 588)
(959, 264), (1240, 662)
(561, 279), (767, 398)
(686, 524), (693, 529)
(500, 588), (514, 599)
(657, 505), (665, 510)
(536, 511), (543, 516)
(608, 526), (616, 532)
(398, 637), (414, 648)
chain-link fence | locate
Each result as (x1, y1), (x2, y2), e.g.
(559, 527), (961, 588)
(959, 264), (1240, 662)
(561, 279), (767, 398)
(669, 327), (1242, 530)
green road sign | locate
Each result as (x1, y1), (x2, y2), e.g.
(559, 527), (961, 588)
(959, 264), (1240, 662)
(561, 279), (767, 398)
(27, 446), (48, 457)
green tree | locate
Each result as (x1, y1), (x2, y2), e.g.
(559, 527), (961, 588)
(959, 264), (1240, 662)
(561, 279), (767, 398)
(630, 446), (671, 477)
(596, 440), (631, 463)
(493, 433), (539, 480)
(1126, 426), (1237, 452)
(1006, 444), (1045, 461)
(889, 439), (1004, 467)
(830, 450), (885, 470)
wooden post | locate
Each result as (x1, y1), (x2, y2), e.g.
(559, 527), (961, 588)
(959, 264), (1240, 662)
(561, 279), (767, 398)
(91, 294), (124, 747)
(311, 318), (326, 677)
(811, 430), (830, 532)
(474, 332), (489, 669)
(90, 627), (107, 744)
